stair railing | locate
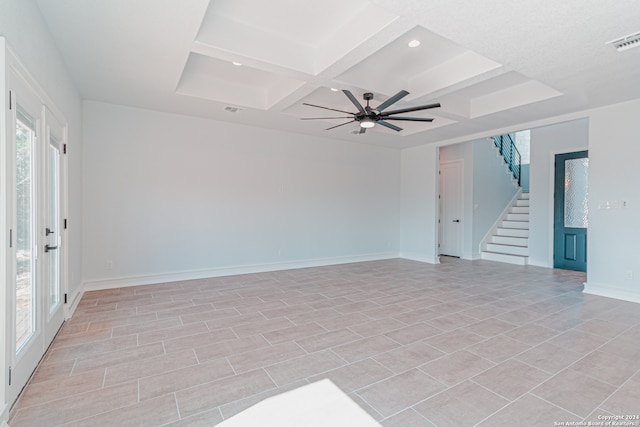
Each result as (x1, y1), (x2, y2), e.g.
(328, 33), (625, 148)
(493, 134), (521, 186)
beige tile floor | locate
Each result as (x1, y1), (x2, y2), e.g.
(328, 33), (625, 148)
(8, 257), (640, 426)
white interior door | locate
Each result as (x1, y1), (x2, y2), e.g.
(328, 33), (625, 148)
(439, 160), (463, 257)
(6, 72), (66, 406)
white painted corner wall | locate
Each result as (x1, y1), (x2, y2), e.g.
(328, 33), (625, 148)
(82, 101), (402, 287)
(399, 144), (439, 263)
(1, 1), (83, 422)
(585, 99), (640, 303)
(528, 118), (589, 268)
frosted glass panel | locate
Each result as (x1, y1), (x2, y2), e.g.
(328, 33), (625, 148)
(564, 158), (588, 228)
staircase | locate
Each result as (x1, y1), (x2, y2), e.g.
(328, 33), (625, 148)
(481, 192), (529, 265)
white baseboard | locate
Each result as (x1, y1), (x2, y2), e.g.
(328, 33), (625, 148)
(81, 252), (400, 292)
(399, 252), (439, 264)
(65, 288), (83, 318)
(583, 281), (640, 304)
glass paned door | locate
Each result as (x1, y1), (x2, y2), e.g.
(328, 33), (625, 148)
(7, 78), (67, 407)
(7, 82), (45, 406)
(43, 107), (65, 346)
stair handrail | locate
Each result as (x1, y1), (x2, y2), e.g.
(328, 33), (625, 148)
(492, 134), (521, 186)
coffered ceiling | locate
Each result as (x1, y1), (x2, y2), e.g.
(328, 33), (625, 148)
(35, 0), (640, 147)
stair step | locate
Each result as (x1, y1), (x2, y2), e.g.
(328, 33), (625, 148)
(520, 192), (530, 200)
(481, 251), (528, 265)
(515, 200), (530, 207)
(501, 220), (529, 230)
(505, 213), (529, 221)
(497, 227), (529, 238)
(486, 243), (529, 256)
(510, 206), (529, 214)
(491, 236), (529, 246)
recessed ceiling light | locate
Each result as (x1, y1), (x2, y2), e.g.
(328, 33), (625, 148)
(330, 88), (339, 92)
(407, 39), (421, 48)
(232, 61), (242, 66)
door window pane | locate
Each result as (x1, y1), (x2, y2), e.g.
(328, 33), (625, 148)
(48, 141), (61, 311)
(564, 158), (589, 228)
(16, 110), (36, 350)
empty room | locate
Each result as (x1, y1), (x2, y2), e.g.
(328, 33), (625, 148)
(1, 1), (640, 426)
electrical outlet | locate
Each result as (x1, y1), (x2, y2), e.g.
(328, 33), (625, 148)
(106, 260), (113, 270)
(625, 270), (633, 280)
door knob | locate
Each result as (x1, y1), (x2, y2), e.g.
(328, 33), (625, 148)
(453, 219), (460, 223)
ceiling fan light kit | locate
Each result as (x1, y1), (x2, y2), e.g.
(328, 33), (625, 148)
(302, 89), (440, 134)
(360, 117), (375, 128)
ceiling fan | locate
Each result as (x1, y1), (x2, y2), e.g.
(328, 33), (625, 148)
(302, 89), (440, 134)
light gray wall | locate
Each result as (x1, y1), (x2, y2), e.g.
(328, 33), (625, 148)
(529, 118), (588, 267)
(0, 1), (83, 297)
(586, 99), (640, 302)
(471, 139), (519, 256)
(400, 144), (439, 263)
(0, 1), (82, 420)
(82, 101), (401, 284)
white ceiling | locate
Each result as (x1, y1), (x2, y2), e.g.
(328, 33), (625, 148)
(35, 0), (640, 148)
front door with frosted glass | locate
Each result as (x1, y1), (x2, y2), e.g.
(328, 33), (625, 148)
(554, 151), (588, 271)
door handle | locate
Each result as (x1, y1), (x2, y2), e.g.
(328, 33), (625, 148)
(45, 244), (58, 253)
(46, 227), (55, 236)
(453, 219), (460, 223)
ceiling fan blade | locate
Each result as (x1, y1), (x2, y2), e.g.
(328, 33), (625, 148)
(383, 116), (434, 122)
(376, 90), (409, 112)
(303, 103), (355, 115)
(301, 116), (355, 120)
(342, 90), (366, 114)
(381, 102), (441, 116)
(325, 120), (356, 130)
(377, 120), (403, 132)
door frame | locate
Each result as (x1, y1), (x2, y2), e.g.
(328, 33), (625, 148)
(546, 146), (589, 267)
(42, 107), (68, 345)
(553, 150), (588, 271)
(438, 159), (464, 257)
(2, 42), (69, 412)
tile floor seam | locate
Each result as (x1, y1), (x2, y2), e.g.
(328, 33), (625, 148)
(566, 362), (640, 390)
(102, 367), (107, 388)
(226, 356), (237, 375)
(172, 392), (181, 420)
(587, 366), (640, 413)
(527, 368), (614, 417)
(468, 393), (531, 427)
(527, 391), (588, 420)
